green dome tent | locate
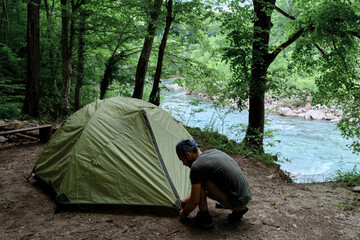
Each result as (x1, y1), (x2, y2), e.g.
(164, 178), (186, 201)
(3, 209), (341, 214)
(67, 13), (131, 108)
(33, 97), (191, 208)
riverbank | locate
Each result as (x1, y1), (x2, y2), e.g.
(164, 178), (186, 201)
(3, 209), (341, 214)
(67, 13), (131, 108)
(1, 130), (359, 239)
(163, 81), (358, 184)
(177, 82), (343, 123)
(265, 96), (343, 123)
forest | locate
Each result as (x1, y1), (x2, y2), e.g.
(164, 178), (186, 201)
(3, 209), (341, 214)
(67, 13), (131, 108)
(1, 0), (360, 152)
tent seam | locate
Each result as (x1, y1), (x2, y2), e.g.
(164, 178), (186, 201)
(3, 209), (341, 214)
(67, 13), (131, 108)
(141, 110), (181, 208)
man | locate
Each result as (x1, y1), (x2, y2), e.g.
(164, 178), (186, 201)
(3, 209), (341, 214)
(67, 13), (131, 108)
(176, 139), (252, 228)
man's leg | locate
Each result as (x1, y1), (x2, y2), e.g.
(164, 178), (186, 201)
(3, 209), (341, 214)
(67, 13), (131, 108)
(199, 185), (208, 211)
(203, 180), (248, 222)
(195, 185), (213, 226)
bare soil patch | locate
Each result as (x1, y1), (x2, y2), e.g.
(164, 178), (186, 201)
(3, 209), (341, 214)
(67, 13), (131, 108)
(1, 138), (360, 239)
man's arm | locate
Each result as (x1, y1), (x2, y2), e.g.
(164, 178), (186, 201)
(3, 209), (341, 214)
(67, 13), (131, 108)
(180, 183), (201, 219)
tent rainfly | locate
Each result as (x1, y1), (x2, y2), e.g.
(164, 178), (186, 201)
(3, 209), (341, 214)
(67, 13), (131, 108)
(33, 97), (192, 208)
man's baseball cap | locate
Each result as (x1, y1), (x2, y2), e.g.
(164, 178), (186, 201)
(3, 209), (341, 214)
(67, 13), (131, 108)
(176, 139), (199, 157)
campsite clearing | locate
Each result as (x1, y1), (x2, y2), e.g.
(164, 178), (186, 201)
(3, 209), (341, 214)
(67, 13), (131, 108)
(1, 140), (360, 239)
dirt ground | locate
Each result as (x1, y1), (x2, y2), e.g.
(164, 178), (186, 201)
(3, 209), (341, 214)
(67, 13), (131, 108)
(1, 137), (360, 240)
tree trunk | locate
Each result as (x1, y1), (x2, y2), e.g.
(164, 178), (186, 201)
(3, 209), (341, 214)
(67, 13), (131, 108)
(244, 0), (276, 152)
(22, 0), (41, 118)
(100, 36), (125, 100)
(44, 0), (56, 88)
(60, 0), (78, 117)
(100, 54), (122, 100)
(75, 13), (85, 110)
(132, 0), (163, 99)
(149, 0), (174, 106)
(60, 0), (71, 117)
(1, 0), (9, 43)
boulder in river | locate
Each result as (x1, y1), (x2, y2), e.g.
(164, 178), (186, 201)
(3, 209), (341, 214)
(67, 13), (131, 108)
(305, 110), (325, 120)
(279, 107), (294, 117)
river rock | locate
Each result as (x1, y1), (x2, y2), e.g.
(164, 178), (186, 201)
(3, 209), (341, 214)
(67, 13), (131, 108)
(330, 117), (341, 123)
(298, 113), (306, 118)
(324, 113), (337, 121)
(279, 107), (294, 117)
(353, 186), (360, 192)
(297, 108), (307, 113)
(170, 83), (183, 91)
(305, 110), (325, 120)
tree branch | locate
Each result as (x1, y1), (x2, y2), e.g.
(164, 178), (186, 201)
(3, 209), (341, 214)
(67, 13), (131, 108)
(74, 0), (85, 11)
(274, 6), (295, 20)
(165, 52), (195, 66)
(314, 43), (326, 56)
(111, 15), (137, 56)
(350, 31), (360, 39)
(267, 27), (306, 64)
(123, 49), (142, 58)
(332, 39), (348, 72)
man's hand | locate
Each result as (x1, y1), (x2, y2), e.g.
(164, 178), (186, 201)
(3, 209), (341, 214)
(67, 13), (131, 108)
(179, 209), (187, 220)
(181, 198), (188, 209)
(179, 184), (202, 221)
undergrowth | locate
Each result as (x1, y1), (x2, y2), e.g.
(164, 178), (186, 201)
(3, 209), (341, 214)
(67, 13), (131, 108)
(186, 126), (281, 166)
(333, 164), (360, 186)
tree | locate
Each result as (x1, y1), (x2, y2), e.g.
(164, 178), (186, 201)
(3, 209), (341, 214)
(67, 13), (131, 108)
(149, 0), (174, 105)
(1, 0), (9, 43)
(60, 0), (72, 117)
(293, 1), (360, 153)
(97, 0), (145, 99)
(132, 0), (163, 99)
(74, 11), (85, 110)
(222, 0), (360, 152)
(60, 0), (85, 117)
(43, 0), (57, 89)
(22, 0), (41, 117)
(100, 52), (124, 100)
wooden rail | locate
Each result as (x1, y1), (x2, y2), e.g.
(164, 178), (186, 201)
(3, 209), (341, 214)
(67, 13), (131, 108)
(0, 124), (53, 143)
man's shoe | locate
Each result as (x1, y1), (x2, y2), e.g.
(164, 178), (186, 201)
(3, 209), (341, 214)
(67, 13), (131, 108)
(227, 207), (249, 223)
(215, 202), (225, 209)
(180, 211), (214, 228)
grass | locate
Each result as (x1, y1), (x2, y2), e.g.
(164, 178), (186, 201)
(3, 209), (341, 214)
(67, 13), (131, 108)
(333, 165), (360, 187)
(186, 126), (295, 183)
(186, 126), (284, 166)
(186, 126), (246, 155)
(332, 204), (355, 211)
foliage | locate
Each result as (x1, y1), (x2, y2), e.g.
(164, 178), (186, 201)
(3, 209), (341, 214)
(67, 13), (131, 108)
(186, 125), (284, 166)
(333, 164), (360, 187)
(1, 0), (360, 157)
(186, 126), (250, 155)
(217, 0), (360, 153)
(0, 44), (24, 119)
(291, 0), (360, 153)
(0, 0), (27, 119)
(221, 2), (254, 110)
(174, 18), (235, 109)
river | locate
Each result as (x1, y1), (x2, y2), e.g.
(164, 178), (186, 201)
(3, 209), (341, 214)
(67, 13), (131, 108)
(159, 80), (359, 183)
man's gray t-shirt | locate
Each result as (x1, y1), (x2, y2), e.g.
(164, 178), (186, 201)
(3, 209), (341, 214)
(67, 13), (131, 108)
(190, 149), (252, 207)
